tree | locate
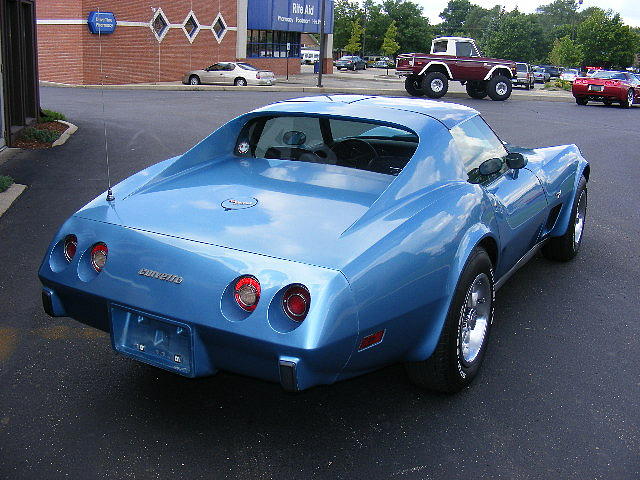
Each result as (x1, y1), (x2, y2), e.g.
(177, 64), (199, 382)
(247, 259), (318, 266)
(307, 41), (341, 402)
(333, 0), (363, 51)
(344, 19), (364, 54)
(381, 20), (400, 73)
(439, 0), (472, 36)
(577, 9), (638, 67)
(362, 0), (387, 55)
(548, 36), (583, 66)
(484, 12), (545, 63)
(381, 0), (432, 53)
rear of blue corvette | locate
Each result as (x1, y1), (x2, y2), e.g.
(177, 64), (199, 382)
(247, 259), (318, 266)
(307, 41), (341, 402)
(39, 95), (589, 392)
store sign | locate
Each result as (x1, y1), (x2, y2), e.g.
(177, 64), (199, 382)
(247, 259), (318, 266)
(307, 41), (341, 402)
(87, 12), (117, 34)
(247, 0), (334, 34)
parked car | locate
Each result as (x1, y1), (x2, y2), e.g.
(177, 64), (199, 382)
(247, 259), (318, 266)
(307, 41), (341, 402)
(539, 65), (561, 78)
(560, 68), (580, 83)
(572, 70), (640, 107)
(39, 95), (589, 393)
(513, 62), (535, 89)
(396, 36), (517, 100)
(532, 66), (551, 83)
(335, 55), (366, 70)
(183, 62), (276, 86)
(372, 59), (394, 69)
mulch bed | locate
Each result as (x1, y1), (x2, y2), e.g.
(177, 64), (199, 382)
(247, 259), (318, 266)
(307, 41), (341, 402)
(13, 121), (69, 149)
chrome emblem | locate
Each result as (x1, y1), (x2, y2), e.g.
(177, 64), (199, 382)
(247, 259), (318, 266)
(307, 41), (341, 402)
(138, 268), (183, 284)
(221, 197), (258, 210)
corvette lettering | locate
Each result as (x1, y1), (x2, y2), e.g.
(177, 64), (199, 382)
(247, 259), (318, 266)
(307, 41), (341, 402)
(138, 268), (183, 284)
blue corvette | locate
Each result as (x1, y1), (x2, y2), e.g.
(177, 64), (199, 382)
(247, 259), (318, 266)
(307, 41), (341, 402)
(39, 96), (589, 392)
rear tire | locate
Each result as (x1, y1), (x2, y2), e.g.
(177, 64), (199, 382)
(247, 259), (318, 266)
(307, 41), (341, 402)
(466, 81), (487, 99)
(404, 76), (424, 97)
(421, 71), (449, 99)
(234, 77), (247, 86)
(487, 75), (512, 101)
(542, 176), (587, 262)
(405, 248), (494, 393)
(575, 96), (588, 105)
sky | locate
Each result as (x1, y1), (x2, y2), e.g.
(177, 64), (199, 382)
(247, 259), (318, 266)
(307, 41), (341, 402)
(416, 0), (640, 28)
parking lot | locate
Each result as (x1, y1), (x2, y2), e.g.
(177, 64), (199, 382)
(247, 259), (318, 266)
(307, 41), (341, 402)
(0, 87), (638, 479)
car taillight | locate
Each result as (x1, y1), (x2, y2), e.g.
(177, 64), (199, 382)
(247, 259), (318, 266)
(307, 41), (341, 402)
(63, 234), (77, 262)
(605, 80), (620, 86)
(282, 285), (310, 322)
(90, 243), (108, 272)
(234, 275), (260, 312)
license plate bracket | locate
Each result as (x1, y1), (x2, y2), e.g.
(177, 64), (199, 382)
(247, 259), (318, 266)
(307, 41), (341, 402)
(589, 85), (604, 92)
(110, 305), (194, 376)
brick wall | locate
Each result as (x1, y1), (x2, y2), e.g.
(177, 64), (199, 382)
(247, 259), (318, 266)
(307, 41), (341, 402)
(37, 0), (240, 85)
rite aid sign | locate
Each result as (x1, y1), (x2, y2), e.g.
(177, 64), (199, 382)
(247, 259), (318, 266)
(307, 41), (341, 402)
(87, 11), (117, 34)
(247, 0), (334, 33)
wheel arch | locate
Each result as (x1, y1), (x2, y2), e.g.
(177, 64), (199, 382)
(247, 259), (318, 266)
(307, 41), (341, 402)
(484, 66), (513, 80)
(418, 62), (453, 80)
(549, 160), (589, 238)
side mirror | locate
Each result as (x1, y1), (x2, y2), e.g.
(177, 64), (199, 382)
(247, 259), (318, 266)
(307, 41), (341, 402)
(478, 157), (503, 176)
(505, 152), (527, 169)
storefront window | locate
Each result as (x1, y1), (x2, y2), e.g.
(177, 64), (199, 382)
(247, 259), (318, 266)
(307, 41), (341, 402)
(247, 30), (301, 58)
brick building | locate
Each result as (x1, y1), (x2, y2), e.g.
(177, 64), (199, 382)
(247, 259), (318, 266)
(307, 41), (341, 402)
(36, 0), (334, 85)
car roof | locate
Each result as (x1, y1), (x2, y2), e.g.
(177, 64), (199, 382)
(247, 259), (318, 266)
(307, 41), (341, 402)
(254, 95), (479, 129)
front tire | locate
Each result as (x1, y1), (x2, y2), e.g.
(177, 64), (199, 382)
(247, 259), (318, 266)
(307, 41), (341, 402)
(542, 176), (587, 262)
(405, 247), (494, 393)
(466, 81), (487, 99)
(189, 75), (200, 85)
(619, 89), (634, 108)
(404, 76), (424, 97)
(421, 71), (449, 99)
(487, 75), (512, 101)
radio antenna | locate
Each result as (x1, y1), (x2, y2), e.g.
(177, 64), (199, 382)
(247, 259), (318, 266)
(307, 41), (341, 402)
(97, 8), (115, 202)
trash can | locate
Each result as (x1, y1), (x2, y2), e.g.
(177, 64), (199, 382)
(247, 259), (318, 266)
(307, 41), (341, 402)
(313, 61), (320, 74)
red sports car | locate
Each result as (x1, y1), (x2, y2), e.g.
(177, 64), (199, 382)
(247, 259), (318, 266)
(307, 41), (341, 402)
(572, 70), (640, 108)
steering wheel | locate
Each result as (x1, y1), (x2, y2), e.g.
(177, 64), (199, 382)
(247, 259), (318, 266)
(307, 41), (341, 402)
(330, 138), (378, 169)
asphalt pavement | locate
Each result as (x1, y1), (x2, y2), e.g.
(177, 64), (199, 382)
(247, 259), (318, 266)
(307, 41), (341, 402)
(0, 88), (638, 480)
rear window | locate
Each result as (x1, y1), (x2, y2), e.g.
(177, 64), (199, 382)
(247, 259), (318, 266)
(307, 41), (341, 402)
(433, 41), (448, 53)
(235, 116), (418, 176)
(593, 71), (627, 80)
(237, 63), (258, 71)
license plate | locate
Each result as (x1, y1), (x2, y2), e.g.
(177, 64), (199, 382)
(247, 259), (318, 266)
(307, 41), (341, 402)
(111, 306), (193, 376)
(589, 85), (604, 91)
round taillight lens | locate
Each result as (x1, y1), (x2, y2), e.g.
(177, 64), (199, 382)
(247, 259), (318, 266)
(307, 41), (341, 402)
(282, 285), (310, 322)
(63, 235), (77, 262)
(234, 276), (260, 312)
(90, 243), (108, 272)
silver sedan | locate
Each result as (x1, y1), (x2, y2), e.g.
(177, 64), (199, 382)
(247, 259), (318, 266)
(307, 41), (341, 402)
(183, 62), (276, 86)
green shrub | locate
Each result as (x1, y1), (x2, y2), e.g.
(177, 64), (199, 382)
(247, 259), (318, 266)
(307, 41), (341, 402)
(22, 127), (61, 143)
(0, 175), (13, 193)
(40, 109), (66, 123)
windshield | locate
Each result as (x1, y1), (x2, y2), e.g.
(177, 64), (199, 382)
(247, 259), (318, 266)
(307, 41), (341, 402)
(339, 56), (356, 60)
(593, 71), (627, 80)
(565, 69), (579, 75)
(235, 116), (418, 176)
(237, 63), (258, 71)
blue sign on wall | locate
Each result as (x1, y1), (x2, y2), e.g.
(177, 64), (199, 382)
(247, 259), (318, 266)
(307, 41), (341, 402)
(87, 12), (117, 34)
(247, 0), (334, 34)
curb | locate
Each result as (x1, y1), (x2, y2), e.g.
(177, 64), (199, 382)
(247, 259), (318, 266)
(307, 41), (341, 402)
(0, 183), (27, 218)
(40, 81), (573, 102)
(51, 120), (79, 147)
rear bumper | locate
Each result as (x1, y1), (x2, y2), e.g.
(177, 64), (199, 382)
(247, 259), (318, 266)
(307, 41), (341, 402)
(572, 84), (624, 100)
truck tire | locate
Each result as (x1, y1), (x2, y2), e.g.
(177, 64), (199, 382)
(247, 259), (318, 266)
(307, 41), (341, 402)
(404, 76), (424, 97)
(466, 81), (487, 99)
(421, 72), (449, 99)
(487, 75), (512, 101)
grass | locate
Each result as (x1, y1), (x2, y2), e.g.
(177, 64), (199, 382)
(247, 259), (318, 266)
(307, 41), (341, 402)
(40, 109), (66, 123)
(0, 175), (13, 193)
(21, 127), (61, 143)
(542, 79), (573, 91)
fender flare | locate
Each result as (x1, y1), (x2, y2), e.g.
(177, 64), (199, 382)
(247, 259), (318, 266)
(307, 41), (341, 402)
(484, 65), (513, 80)
(418, 61), (453, 80)
(405, 223), (499, 362)
(549, 159), (590, 238)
